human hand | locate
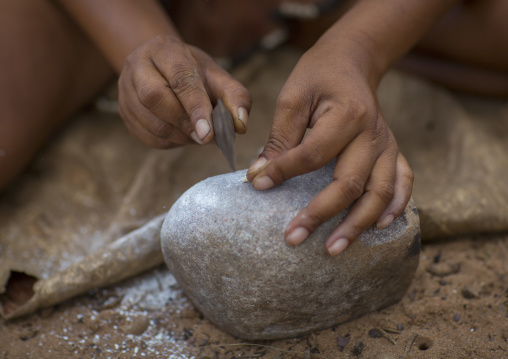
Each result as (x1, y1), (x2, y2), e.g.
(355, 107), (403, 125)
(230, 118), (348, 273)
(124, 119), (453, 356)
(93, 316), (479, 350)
(246, 42), (413, 256)
(118, 35), (251, 148)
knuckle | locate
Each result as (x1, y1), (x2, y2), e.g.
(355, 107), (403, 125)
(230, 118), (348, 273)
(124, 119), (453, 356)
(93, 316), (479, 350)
(123, 52), (138, 70)
(275, 93), (300, 116)
(348, 223), (366, 238)
(169, 64), (199, 96)
(137, 83), (165, 110)
(347, 98), (370, 120)
(374, 180), (395, 203)
(173, 112), (190, 128)
(340, 174), (365, 201)
(301, 211), (326, 232)
(298, 145), (325, 172)
(228, 85), (252, 105)
(148, 34), (179, 50)
(150, 34), (166, 46)
(275, 95), (291, 111)
(264, 129), (292, 155)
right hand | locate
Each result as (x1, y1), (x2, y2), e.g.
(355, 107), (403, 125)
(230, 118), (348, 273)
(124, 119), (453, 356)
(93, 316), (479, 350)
(118, 35), (251, 148)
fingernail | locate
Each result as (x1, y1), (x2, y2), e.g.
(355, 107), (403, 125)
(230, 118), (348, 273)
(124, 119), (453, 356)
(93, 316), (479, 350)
(248, 157), (267, 174)
(195, 119), (211, 140)
(238, 107), (248, 130)
(286, 227), (309, 246)
(377, 214), (394, 230)
(253, 176), (274, 190)
(328, 238), (349, 256)
(190, 131), (203, 144)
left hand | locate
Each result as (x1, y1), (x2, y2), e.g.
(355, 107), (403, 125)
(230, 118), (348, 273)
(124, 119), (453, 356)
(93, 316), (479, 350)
(246, 40), (413, 256)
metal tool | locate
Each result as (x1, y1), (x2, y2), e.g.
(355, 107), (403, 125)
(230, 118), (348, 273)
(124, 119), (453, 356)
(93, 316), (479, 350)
(211, 99), (236, 171)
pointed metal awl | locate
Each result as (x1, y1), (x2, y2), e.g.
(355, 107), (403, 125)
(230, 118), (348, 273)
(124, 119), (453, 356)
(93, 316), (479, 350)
(211, 99), (236, 171)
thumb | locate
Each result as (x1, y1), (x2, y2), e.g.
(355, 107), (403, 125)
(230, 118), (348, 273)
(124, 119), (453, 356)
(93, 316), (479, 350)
(247, 89), (309, 179)
(202, 61), (252, 135)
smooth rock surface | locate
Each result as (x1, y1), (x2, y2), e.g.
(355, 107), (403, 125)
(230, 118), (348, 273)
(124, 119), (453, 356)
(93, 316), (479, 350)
(161, 162), (420, 340)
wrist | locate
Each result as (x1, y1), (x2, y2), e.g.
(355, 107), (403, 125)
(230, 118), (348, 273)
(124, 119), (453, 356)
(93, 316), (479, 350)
(314, 27), (388, 89)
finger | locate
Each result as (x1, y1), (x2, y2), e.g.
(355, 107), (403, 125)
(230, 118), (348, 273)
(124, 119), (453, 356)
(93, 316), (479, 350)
(202, 61), (252, 134)
(121, 104), (191, 149)
(249, 107), (361, 190)
(132, 65), (195, 138)
(150, 39), (214, 143)
(376, 153), (414, 229)
(324, 150), (398, 256)
(284, 136), (379, 246)
(246, 86), (311, 180)
(127, 80), (194, 144)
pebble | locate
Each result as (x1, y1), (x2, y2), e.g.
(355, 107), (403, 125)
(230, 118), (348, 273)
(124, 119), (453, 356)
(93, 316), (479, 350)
(120, 316), (150, 335)
(427, 262), (461, 277)
(161, 163), (421, 339)
(461, 285), (480, 299)
(94, 296), (123, 311)
(337, 334), (351, 352)
(352, 342), (364, 356)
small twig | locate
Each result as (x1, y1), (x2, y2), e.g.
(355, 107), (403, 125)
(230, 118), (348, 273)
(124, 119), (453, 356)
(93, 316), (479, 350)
(381, 327), (402, 334)
(376, 328), (397, 345)
(404, 334), (418, 357)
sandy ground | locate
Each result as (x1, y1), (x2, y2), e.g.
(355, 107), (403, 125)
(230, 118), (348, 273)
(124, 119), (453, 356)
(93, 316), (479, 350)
(1, 233), (506, 359)
(1, 47), (508, 358)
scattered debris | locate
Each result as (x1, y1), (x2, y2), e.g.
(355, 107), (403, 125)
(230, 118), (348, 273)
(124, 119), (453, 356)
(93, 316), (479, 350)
(94, 295), (124, 311)
(337, 333), (351, 352)
(427, 262), (461, 277)
(352, 342), (364, 357)
(404, 334), (418, 357)
(461, 284), (480, 299)
(376, 328), (397, 345)
(380, 327), (402, 335)
(120, 315), (150, 335)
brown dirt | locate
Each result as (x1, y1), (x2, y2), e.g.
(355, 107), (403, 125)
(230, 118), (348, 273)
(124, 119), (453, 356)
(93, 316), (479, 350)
(1, 234), (506, 359)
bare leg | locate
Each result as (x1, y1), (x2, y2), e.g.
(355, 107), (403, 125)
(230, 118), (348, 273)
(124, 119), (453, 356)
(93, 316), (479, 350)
(399, 0), (508, 96)
(0, 0), (113, 190)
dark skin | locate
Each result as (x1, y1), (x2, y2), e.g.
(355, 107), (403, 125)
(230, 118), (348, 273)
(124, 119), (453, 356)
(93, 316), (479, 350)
(1, 0), (507, 255)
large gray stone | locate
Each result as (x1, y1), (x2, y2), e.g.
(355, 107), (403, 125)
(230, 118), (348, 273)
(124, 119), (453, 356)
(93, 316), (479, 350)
(161, 163), (420, 340)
